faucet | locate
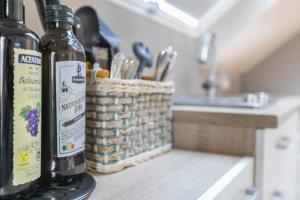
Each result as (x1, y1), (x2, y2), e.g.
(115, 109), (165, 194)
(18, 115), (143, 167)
(198, 32), (230, 100)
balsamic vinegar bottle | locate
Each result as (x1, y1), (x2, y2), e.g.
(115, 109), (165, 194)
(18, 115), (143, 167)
(0, 0), (42, 199)
(40, 4), (86, 185)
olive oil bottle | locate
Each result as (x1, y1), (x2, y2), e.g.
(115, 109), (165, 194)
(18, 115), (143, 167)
(0, 0), (42, 199)
(40, 4), (86, 185)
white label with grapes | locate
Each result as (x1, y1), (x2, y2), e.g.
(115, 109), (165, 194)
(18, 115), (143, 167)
(13, 49), (42, 185)
(56, 61), (86, 158)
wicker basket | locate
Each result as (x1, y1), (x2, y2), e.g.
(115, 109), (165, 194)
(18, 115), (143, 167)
(85, 71), (174, 173)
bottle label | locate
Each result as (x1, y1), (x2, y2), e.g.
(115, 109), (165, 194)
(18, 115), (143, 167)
(13, 49), (42, 186)
(56, 61), (86, 158)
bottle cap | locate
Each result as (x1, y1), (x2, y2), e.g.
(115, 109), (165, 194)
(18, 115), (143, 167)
(45, 4), (74, 25)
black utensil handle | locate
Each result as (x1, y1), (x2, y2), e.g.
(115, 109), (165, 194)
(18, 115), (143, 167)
(0, 38), (3, 188)
(135, 62), (145, 79)
(35, 0), (61, 30)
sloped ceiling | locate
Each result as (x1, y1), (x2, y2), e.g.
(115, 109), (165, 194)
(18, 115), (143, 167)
(218, 0), (300, 77)
(107, 0), (294, 78)
(108, 0), (240, 38)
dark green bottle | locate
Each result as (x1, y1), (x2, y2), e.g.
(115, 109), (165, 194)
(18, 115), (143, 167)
(40, 4), (86, 185)
(0, 0), (42, 199)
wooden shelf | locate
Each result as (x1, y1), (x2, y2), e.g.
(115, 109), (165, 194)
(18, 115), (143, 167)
(89, 150), (252, 200)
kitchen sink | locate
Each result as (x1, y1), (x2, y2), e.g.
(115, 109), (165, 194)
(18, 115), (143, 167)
(173, 94), (274, 109)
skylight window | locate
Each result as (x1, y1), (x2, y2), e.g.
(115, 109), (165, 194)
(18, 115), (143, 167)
(144, 0), (199, 27)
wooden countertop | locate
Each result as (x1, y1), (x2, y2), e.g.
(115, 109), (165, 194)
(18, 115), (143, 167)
(173, 96), (300, 128)
(89, 150), (252, 200)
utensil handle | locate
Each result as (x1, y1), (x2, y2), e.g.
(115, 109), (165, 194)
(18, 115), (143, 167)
(135, 63), (144, 79)
(35, 0), (61, 30)
(0, 36), (4, 188)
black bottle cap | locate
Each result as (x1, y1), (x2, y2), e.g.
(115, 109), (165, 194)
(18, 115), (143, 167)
(45, 4), (74, 25)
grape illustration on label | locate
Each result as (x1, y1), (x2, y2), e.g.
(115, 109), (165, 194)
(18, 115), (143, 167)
(19, 102), (41, 137)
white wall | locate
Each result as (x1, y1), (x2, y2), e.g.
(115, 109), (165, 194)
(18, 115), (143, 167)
(210, 0), (277, 50)
(242, 33), (300, 95)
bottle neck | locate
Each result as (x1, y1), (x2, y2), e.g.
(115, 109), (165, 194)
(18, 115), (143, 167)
(46, 21), (73, 32)
(0, 0), (25, 24)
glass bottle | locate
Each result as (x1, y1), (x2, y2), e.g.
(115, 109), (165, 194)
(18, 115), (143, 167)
(40, 4), (86, 185)
(0, 0), (42, 199)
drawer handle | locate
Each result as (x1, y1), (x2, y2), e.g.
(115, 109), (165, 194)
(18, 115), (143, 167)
(276, 136), (291, 150)
(273, 190), (286, 200)
(246, 187), (260, 200)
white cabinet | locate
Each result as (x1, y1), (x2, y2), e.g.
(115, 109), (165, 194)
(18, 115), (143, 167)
(173, 97), (300, 200)
(296, 144), (300, 199)
(198, 157), (254, 200)
(256, 113), (300, 200)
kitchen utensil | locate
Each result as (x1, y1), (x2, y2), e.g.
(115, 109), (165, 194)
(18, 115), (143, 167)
(141, 76), (156, 81)
(155, 46), (178, 81)
(87, 69), (110, 79)
(110, 52), (125, 79)
(36, 0), (62, 30)
(132, 42), (153, 79)
(75, 6), (121, 70)
(161, 50), (178, 82)
(155, 49), (168, 81)
(121, 58), (139, 79)
(85, 48), (100, 70)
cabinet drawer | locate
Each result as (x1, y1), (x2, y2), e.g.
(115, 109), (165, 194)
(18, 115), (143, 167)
(257, 112), (300, 200)
(198, 157), (254, 200)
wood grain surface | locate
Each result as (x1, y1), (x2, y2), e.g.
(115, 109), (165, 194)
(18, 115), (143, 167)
(89, 150), (243, 200)
(173, 123), (256, 156)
